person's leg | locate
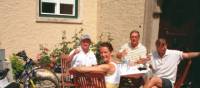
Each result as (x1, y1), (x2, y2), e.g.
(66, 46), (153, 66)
(161, 78), (172, 88)
(149, 77), (162, 88)
(144, 76), (162, 88)
(144, 77), (172, 88)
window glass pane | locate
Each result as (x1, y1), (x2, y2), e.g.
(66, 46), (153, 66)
(42, 2), (55, 13)
(60, 4), (73, 14)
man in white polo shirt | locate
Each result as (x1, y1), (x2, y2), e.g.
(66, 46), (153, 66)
(144, 38), (200, 88)
(64, 34), (97, 67)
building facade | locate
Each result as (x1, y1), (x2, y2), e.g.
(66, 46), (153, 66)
(0, 0), (159, 58)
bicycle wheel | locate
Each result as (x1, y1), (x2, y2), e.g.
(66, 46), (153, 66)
(34, 77), (59, 88)
(33, 68), (60, 87)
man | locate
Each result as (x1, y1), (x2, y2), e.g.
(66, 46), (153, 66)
(116, 30), (147, 65)
(62, 34), (97, 67)
(144, 38), (200, 88)
(116, 30), (147, 87)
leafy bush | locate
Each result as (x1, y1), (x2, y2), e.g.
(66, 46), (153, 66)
(50, 29), (83, 66)
(9, 54), (24, 79)
(37, 44), (51, 68)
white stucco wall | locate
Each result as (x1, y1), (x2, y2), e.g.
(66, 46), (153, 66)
(97, 0), (146, 51)
(0, 0), (98, 58)
(0, 0), (147, 59)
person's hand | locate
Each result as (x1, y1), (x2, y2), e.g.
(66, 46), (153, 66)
(69, 67), (77, 74)
(135, 59), (144, 64)
(136, 56), (151, 64)
(73, 48), (80, 55)
(61, 53), (68, 60)
(122, 49), (128, 57)
(117, 49), (128, 59)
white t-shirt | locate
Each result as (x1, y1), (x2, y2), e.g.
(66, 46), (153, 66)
(151, 49), (183, 83)
(119, 42), (147, 63)
(70, 47), (97, 67)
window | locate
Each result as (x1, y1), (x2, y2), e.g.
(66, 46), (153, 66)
(39, 0), (78, 18)
(37, 0), (81, 23)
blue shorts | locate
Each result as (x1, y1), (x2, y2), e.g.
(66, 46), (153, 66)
(161, 78), (172, 88)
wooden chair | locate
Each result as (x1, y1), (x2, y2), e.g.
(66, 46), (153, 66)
(61, 55), (77, 88)
(69, 71), (106, 88)
(174, 59), (192, 88)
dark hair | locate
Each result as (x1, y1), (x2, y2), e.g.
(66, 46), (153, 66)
(99, 42), (113, 52)
(130, 30), (140, 38)
(156, 38), (167, 47)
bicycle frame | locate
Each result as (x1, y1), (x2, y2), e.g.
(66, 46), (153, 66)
(16, 50), (60, 88)
(16, 59), (36, 88)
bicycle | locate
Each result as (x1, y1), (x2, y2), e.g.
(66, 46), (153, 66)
(16, 51), (60, 88)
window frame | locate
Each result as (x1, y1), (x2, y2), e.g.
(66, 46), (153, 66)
(36, 0), (82, 23)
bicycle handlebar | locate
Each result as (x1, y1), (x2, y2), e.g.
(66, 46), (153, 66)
(16, 50), (28, 61)
(16, 50), (36, 69)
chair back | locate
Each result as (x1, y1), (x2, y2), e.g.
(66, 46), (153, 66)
(70, 71), (106, 88)
(61, 55), (76, 87)
(174, 59), (192, 88)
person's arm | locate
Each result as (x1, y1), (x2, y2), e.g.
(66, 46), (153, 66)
(70, 64), (114, 74)
(61, 48), (80, 63)
(116, 49), (128, 59)
(67, 49), (79, 63)
(182, 52), (200, 59)
(136, 56), (151, 64)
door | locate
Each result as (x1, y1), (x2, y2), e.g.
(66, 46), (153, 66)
(159, 0), (200, 87)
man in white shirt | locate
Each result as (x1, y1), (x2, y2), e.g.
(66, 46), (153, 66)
(144, 38), (200, 88)
(62, 34), (97, 67)
(116, 30), (147, 65)
(116, 30), (148, 87)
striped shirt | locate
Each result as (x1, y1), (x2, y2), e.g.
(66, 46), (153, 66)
(119, 43), (147, 64)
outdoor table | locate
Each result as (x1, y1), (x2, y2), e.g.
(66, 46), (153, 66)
(117, 63), (150, 88)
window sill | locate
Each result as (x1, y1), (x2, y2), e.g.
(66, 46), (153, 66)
(36, 17), (83, 24)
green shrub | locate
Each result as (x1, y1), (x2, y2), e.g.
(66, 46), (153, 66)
(38, 44), (51, 67)
(39, 55), (51, 67)
(50, 29), (82, 66)
(9, 54), (24, 79)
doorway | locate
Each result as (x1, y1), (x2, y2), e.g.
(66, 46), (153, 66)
(159, 0), (200, 87)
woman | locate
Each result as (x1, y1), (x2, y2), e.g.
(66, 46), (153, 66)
(70, 42), (120, 88)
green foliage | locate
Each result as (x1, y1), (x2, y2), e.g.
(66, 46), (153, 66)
(59, 30), (73, 54)
(50, 29), (83, 65)
(9, 29), (113, 76)
(39, 55), (51, 66)
(38, 44), (51, 67)
(9, 54), (24, 79)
